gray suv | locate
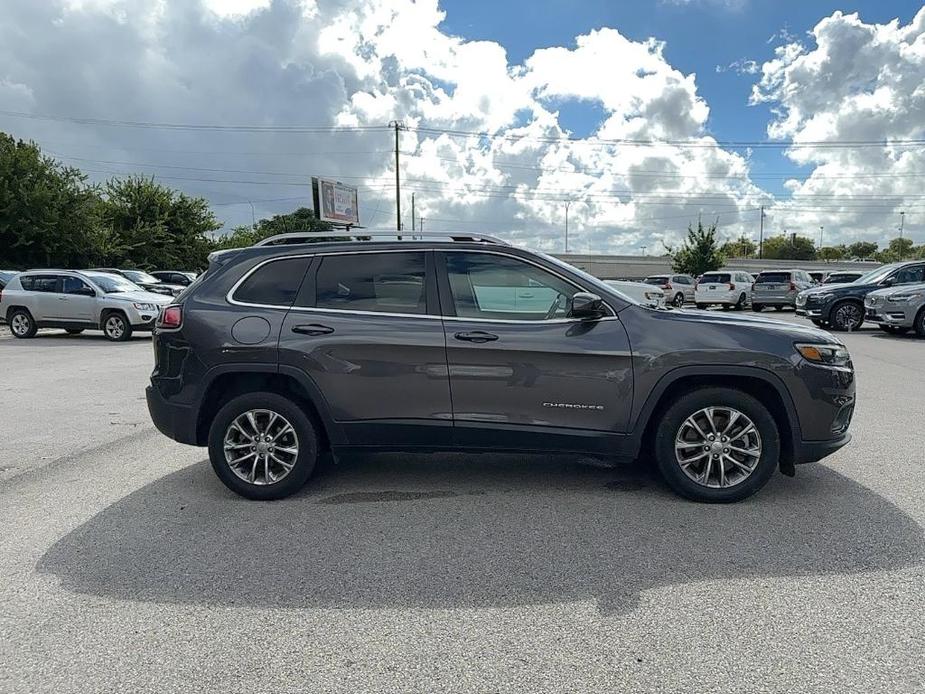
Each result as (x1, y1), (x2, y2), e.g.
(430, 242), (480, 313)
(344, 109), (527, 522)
(146, 233), (856, 503)
(752, 269), (815, 312)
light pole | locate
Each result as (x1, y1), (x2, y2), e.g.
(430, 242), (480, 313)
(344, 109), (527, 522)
(564, 200), (571, 253)
(899, 210), (906, 259)
(819, 225), (823, 250)
(640, 245), (647, 256)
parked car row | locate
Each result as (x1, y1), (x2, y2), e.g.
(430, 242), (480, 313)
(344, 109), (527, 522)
(795, 260), (925, 335)
(0, 269), (195, 341)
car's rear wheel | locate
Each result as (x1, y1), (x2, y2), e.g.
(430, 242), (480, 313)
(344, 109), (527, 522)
(9, 309), (37, 338)
(696, 303), (708, 310)
(734, 293), (747, 310)
(208, 392), (318, 500)
(102, 312), (132, 341)
(829, 300), (864, 331)
(653, 387), (780, 503)
(671, 293), (685, 307)
(752, 304), (764, 312)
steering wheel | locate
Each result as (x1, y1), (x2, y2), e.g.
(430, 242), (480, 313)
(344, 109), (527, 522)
(545, 292), (566, 320)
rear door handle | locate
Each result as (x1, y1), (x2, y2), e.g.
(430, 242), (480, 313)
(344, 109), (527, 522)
(454, 330), (499, 343)
(291, 324), (335, 336)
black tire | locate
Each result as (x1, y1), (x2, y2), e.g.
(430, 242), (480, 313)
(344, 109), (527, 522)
(721, 304), (730, 311)
(65, 328), (85, 335)
(696, 303), (708, 310)
(208, 392), (318, 500)
(829, 300), (864, 332)
(101, 311), (132, 342)
(672, 293), (685, 307)
(8, 309), (37, 338)
(653, 387), (780, 503)
(811, 319), (828, 327)
(911, 307), (925, 337)
(734, 293), (747, 311)
(752, 304), (764, 313)
(774, 305), (783, 311)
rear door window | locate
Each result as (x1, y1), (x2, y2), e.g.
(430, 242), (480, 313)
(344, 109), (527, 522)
(61, 276), (92, 294)
(232, 257), (311, 307)
(314, 252), (427, 315)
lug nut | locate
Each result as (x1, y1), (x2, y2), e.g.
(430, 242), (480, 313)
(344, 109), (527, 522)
(723, 448), (729, 453)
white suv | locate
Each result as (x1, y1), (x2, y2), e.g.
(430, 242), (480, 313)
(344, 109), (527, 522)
(1, 270), (172, 341)
(695, 270), (754, 310)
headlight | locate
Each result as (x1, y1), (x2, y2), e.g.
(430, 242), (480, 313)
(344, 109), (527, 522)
(133, 302), (158, 311)
(795, 343), (851, 368)
(887, 292), (924, 303)
(813, 292), (835, 302)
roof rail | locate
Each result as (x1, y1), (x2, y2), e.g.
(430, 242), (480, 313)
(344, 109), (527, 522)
(253, 230), (510, 247)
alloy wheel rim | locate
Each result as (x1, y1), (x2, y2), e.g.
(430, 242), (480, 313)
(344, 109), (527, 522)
(835, 304), (861, 330)
(105, 316), (124, 338)
(223, 409), (299, 486)
(11, 314), (29, 335)
(675, 406), (762, 489)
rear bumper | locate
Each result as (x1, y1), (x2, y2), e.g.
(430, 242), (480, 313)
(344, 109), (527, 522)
(146, 384), (199, 445)
(795, 432), (851, 464)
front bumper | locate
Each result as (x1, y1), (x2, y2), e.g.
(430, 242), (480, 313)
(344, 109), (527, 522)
(864, 305), (915, 327)
(795, 432), (852, 464)
(146, 384), (198, 445)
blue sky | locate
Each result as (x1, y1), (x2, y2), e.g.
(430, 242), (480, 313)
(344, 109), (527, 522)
(440, 0), (924, 196)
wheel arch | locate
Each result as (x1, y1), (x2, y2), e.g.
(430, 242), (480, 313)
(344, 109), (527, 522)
(633, 366), (800, 475)
(194, 365), (340, 450)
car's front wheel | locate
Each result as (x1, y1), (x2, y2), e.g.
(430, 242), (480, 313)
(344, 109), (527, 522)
(208, 392), (318, 500)
(102, 312), (132, 341)
(653, 387), (780, 503)
(829, 300), (864, 331)
(8, 309), (37, 339)
(915, 308), (925, 338)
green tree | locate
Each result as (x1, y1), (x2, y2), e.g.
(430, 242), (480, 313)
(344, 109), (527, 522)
(845, 241), (878, 259)
(720, 236), (757, 258)
(0, 133), (102, 268)
(666, 219), (726, 277)
(760, 234), (816, 260)
(99, 176), (220, 270)
(817, 245), (847, 261)
(211, 207), (333, 250)
(876, 237), (915, 263)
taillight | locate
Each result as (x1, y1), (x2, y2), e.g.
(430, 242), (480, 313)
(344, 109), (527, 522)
(157, 305), (183, 330)
(789, 282), (797, 291)
(662, 283), (672, 290)
(751, 283), (756, 291)
(728, 283), (735, 290)
(693, 281), (699, 290)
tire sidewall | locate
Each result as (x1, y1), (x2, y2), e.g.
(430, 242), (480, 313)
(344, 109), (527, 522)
(654, 388), (780, 503)
(208, 392), (318, 500)
(9, 309), (37, 338)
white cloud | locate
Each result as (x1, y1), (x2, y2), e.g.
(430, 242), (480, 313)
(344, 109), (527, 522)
(1, 0), (773, 253)
(753, 8), (925, 247)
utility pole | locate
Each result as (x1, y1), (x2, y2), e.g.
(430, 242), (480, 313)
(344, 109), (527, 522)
(819, 225), (824, 250)
(389, 120), (404, 231)
(758, 206), (765, 260)
(419, 217), (424, 233)
(565, 200), (571, 253)
(411, 193), (415, 233)
(899, 210), (906, 259)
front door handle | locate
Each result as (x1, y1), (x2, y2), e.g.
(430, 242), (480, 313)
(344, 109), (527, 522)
(454, 330), (499, 343)
(292, 323), (335, 336)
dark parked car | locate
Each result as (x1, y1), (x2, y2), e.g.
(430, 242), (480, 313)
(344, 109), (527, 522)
(150, 270), (197, 287)
(796, 260), (925, 331)
(89, 268), (183, 297)
(147, 233), (855, 504)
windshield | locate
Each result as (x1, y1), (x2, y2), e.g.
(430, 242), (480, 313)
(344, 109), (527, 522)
(852, 264), (898, 285)
(84, 272), (143, 293)
(122, 270), (159, 284)
(824, 273), (861, 284)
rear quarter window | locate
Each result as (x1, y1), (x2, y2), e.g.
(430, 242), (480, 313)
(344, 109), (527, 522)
(232, 257), (311, 307)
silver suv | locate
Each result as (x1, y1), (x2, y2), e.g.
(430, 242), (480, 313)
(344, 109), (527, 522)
(752, 269), (815, 312)
(1, 270), (172, 341)
(864, 282), (925, 336)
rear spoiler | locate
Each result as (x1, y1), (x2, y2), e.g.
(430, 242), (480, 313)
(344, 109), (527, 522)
(206, 248), (243, 265)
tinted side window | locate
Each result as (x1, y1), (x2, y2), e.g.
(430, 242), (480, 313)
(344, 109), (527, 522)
(893, 265), (925, 285)
(22, 275), (59, 292)
(315, 252), (426, 314)
(445, 252), (580, 320)
(233, 257), (310, 307)
(62, 277), (91, 294)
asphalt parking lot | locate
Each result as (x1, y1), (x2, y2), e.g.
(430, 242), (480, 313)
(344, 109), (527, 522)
(1, 314), (923, 693)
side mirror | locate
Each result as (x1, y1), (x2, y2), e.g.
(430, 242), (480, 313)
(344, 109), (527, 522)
(75, 286), (96, 297)
(880, 278), (894, 288)
(570, 292), (605, 320)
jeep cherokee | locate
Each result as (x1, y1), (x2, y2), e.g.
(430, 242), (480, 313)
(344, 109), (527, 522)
(146, 233), (856, 503)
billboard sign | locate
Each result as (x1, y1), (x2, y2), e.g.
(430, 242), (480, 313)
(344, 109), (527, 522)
(313, 177), (359, 226)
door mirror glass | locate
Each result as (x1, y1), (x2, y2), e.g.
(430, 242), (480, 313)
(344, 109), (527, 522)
(74, 286), (96, 297)
(880, 277), (894, 288)
(570, 292), (605, 319)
